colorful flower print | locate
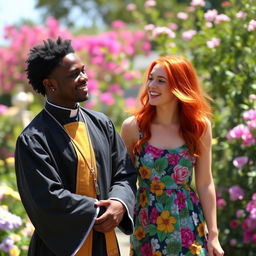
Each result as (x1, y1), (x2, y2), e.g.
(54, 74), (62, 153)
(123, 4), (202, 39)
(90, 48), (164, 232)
(172, 165), (189, 184)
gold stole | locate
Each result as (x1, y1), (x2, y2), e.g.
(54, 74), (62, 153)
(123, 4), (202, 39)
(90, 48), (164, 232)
(64, 122), (119, 256)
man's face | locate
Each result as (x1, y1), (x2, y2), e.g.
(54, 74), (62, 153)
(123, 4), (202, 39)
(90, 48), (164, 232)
(49, 53), (89, 108)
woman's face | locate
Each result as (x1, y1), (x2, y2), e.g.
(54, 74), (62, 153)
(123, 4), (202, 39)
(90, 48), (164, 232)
(147, 64), (175, 106)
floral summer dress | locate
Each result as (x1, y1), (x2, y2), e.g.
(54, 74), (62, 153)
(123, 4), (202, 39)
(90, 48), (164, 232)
(130, 142), (208, 256)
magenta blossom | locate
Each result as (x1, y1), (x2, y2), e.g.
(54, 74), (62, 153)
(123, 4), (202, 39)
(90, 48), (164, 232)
(243, 109), (256, 121)
(227, 124), (249, 140)
(217, 198), (226, 209)
(111, 20), (126, 29)
(125, 97), (136, 108)
(0, 105), (8, 115)
(99, 92), (115, 106)
(229, 185), (244, 201)
(236, 209), (245, 218)
(233, 156), (248, 168)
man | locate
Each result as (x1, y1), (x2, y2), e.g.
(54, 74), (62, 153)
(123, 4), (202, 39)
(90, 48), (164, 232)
(15, 37), (137, 256)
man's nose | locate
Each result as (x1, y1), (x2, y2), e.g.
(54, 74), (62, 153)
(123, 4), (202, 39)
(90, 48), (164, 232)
(80, 72), (88, 81)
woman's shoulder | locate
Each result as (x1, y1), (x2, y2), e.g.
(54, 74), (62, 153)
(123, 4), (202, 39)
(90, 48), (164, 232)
(122, 115), (137, 128)
(121, 116), (139, 144)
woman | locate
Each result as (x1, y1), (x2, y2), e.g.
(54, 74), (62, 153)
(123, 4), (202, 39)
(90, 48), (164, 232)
(121, 56), (224, 256)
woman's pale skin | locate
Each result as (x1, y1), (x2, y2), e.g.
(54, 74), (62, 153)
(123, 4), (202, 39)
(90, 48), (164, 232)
(121, 64), (224, 256)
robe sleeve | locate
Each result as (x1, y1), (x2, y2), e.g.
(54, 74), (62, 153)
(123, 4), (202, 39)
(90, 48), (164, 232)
(106, 119), (137, 235)
(15, 133), (98, 256)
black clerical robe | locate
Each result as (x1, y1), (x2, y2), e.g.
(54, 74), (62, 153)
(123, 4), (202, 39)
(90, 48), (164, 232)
(15, 102), (137, 256)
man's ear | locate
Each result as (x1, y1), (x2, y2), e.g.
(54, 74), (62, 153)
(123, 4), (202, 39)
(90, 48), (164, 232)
(43, 78), (56, 93)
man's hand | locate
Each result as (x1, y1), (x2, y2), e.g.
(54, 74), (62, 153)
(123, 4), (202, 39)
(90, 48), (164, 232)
(93, 200), (125, 233)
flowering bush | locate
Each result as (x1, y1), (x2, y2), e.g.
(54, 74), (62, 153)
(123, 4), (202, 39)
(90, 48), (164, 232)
(0, 184), (33, 256)
(0, 0), (255, 254)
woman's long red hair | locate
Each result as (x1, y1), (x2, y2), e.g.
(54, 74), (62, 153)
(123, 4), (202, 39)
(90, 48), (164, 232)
(133, 56), (212, 157)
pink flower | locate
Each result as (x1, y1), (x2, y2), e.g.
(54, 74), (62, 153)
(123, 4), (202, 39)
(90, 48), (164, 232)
(140, 242), (152, 255)
(191, 0), (205, 7)
(248, 20), (256, 32)
(181, 227), (195, 247)
(214, 14), (231, 24)
(190, 191), (199, 205)
(108, 84), (123, 95)
(227, 124), (248, 140)
(230, 239), (237, 246)
(125, 97), (136, 108)
(204, 9), (218, 22)
(111, 20), (126, 29)
(166, 153), (180, 165)
(246, 200), (256, 214)
(233, 156), (248, 168)
(230, 219), (239, 229)
(149, 207), (159, 224)
(177, 12), (188, 20)
(0, 105), (8, 115)
(236, 11), (247, 19)
(175, 191), (186, 210)
(145, 144), (163, 158)
(243, 109), (256, 120)
(252, 193), (256, 201)
(182, 30), (197, 42)
(206, 22), (213, 28)
(229, 185), (244, 201)
(144, 0), (156, 7)
(236, 209), (245, 218)
(126, 3), (136, 11)
(169, 23), (178, 30)
(241, 132), (255, 146)
(249, 94), (256, 100)
(243, 230), (253, 243)
(144, 24), (155, 31)
(99, 92), (115, 106)
(206, 37), (220, 48)
(153, 27), (176, 38)
(172, 165), (189, 184)
(217, 198), (226, 209)
(248, 120), (256, 131)
(139, 208), (149, 227)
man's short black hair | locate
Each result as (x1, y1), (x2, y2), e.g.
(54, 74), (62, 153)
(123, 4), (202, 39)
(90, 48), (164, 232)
(25, 36), (75, 96)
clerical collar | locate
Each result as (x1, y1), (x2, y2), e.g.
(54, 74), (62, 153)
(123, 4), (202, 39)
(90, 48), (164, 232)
(46, 100), (79, 118)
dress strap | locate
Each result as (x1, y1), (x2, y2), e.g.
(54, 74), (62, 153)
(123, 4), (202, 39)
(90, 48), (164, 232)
(138, 128), (143, 139)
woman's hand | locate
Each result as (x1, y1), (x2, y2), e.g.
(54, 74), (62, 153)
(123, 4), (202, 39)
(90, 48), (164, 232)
(207, 234), (224, 256)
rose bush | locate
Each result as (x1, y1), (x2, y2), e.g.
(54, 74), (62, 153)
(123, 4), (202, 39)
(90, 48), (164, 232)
(0, 0), (255, 254)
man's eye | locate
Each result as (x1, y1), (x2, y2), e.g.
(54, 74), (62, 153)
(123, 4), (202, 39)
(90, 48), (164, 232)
(69, 72), (79, 78)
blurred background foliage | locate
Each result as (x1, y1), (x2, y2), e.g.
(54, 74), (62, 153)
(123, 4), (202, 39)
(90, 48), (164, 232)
(0, 0), (256, 255)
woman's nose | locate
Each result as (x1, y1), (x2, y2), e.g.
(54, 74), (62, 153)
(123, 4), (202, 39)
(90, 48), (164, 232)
(148, 79), (157, 88)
